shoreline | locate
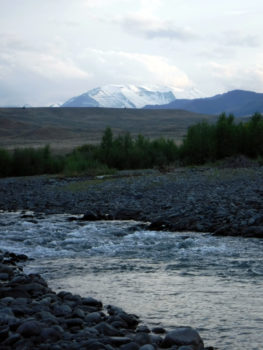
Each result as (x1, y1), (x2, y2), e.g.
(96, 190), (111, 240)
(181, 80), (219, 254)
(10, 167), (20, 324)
(0, 250), (212, 350)
(0, 166), (263, 238)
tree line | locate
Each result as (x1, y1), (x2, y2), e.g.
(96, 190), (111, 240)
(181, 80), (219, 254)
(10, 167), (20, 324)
(0, 112), (262, 177)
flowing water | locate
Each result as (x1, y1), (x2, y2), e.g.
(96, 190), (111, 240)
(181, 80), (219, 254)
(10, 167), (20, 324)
(1, 211), (263, 350)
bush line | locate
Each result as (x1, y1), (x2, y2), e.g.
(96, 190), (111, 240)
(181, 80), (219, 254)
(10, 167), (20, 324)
(0, 112), (263, 177)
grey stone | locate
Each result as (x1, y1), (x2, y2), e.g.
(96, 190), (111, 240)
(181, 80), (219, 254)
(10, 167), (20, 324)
(65, 318), (83, 328)
(109, 336), (132, 346)
(17, 320), (43, 337)
(40, 326), (63, 342)
(95, 321), (122, 336)
(139, 345), (155, 350)
(0, 325), (9, 341)
(152, 326), (166, 334)
(86, 311), (104, 324)
(0, 264), (14, 276)
(0, 307), (17, 325)
(134, 332), (152, 346)
(71, 307), (85, 319)
(81, 339), (108, 350)
(136, 325), (150, 333)
(38, 311), (58, 325)
(82, 296), (103, 308)
(0, 273), (9, 280)
(53, 303), (72, 316)
(150, 334), (163, 345)
(120, 342), (140, 350)
(162, 327), (204, 350)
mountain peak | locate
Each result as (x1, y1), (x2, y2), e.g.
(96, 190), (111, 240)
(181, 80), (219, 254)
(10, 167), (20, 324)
(61, 84), (176, 108)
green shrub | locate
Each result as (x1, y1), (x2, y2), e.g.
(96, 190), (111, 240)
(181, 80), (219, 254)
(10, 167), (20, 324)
(0, 148), (12, 177)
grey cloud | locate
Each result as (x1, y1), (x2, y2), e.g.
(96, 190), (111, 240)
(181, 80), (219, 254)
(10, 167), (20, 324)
(119, 16), (198, 41)
(221, 31), (260, 48)
(0, 33), (40, 53)
(198, 47), (236, 60)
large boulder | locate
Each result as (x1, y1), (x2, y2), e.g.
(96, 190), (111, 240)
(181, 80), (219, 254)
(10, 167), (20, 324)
(161, 327), (204, 350)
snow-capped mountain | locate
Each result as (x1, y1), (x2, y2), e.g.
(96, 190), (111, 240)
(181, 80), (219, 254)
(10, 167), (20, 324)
(61, 84), (176, 108)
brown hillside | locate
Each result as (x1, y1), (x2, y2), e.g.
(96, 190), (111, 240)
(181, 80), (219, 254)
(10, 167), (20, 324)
(0, 107), (216, 151)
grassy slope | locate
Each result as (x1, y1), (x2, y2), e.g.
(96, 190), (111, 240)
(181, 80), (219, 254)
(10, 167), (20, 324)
(0, 107), (216, 152)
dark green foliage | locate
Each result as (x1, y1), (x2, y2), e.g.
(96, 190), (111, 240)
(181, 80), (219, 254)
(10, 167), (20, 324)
(0, 145), (64, 177)
(215, 113), (237, 158)
(0, 148), (12, 177)
(0, 112), (263, 177)
(180, 120), (216, 164)
(181, 112), (263, 165)
(63, 147), (112, 176)
(97, 129), (178, 170)
(11, 145), (64, 176)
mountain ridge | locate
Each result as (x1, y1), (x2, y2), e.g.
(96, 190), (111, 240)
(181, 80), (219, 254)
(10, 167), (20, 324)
(61, 84), (176, 108)
(144, 89), (263, 117)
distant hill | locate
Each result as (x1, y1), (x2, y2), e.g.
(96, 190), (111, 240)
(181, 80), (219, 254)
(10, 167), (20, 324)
(0, 107), (215, 151)
(144, 90), (263, 117)
(61, 84), (176, 108)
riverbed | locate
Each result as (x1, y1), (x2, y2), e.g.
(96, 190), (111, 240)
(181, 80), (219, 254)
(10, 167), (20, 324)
(1, 211), (263, 349)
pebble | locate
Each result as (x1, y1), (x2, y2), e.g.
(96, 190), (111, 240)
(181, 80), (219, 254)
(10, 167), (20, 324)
(1, 167), (263, 237)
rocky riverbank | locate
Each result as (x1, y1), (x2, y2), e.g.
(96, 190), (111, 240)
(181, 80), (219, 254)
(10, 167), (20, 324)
(0, 166), (263, 237)
(0, 251), (212, 350)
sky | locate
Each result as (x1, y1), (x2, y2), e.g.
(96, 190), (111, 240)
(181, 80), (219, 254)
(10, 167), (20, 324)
(0, 0), (263, 106)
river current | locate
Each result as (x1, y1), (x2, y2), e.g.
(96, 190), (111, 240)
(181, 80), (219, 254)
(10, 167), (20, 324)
(1, 211), (263, 350)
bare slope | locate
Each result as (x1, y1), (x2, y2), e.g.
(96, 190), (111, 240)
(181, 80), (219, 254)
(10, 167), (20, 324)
(0, 107), (215, 151)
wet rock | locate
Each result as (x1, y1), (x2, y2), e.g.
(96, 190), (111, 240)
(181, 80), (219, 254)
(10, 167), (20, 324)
(82, 296), (103, 308)
(0, 264), (14, 276)
(17, 319), (43, 337)
(81, 339), (108, 350)
(40, 326), (63, 342)
(148, 219), (171, 231)
(81, 210), (100, 221)
(241, 226), (263, 238)
(2, 333), (20, 346)
(136, 325), (151, 333)
(65, 317), (83, 328)
(86, 311), (104, 324)
(161, 327), (204, 350)
(152, 327), (166, 334)
(72, 307), (86, 319)
(120, 342), (140, 350)
(114, 208), (141, 220)
(150, 334), (163, 346)
(134, 332), (152, 346)
(139, 345), (155, 350)
(108, 336), (132, 346)
(106, 306), (140, 328)
(0, 307), (16, 325)
(0, 325), (9, 342)
(95, 321), (122, 336)
(38, 311), (59, 325)
(0, 286), (30, 299)
(0, 273), (9, 281)
(52, 303), (72, 317)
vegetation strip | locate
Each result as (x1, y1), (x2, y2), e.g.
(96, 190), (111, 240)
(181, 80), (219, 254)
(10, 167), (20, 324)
(1, 113), (263, 177)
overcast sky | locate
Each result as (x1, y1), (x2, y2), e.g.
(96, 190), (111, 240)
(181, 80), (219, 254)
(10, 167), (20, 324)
(0, 0), (263, 106)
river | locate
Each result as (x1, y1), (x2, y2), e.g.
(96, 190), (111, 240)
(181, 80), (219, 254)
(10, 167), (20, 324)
(1, 211), (263, 350)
